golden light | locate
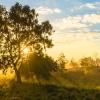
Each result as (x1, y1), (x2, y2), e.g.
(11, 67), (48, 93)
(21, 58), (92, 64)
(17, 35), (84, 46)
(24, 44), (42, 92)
(23, 48), (29, 55)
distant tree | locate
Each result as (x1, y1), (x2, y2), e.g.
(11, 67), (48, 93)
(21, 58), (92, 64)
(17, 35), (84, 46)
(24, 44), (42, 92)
(57, 53), (67, 70)
(80, 57), (95, 67)
(0, 3), (54, 83)
(95, 58), (100, 67)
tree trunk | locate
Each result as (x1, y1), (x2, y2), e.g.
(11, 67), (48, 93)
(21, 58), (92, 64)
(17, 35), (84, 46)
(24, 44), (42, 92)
(14, 67), (22, 84)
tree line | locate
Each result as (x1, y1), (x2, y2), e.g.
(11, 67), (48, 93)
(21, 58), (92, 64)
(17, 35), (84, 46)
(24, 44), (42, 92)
(57, 53), (100, 69)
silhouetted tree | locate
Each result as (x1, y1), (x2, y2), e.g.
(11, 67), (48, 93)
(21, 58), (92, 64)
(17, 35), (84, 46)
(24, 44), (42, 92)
(94, 58), (100, 67)
(80, 57), (95, 67)
(0, 3), (53, 83)
(21, 52), (58, 82)
(57, 53), (67, 70)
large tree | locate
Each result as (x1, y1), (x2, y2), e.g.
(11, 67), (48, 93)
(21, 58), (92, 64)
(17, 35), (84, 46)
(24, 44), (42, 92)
(0, 3), (53, 83)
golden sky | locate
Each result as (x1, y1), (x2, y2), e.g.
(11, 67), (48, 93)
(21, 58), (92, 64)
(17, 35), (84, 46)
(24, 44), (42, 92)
(47, 32), (100, 59)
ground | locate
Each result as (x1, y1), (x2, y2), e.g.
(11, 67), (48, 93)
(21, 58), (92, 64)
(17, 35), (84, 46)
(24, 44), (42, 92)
(1, 82), (100, 100)
(0, 67), (100, 100)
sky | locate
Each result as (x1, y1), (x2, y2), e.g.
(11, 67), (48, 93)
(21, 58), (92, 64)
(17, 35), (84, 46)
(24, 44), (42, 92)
(0, 0), (100, 59)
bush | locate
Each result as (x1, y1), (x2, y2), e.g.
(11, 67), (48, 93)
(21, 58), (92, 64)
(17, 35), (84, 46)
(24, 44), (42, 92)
(21, 53), (58, 81)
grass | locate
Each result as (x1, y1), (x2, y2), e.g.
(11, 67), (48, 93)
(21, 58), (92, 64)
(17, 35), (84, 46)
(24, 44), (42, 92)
(56, 67), (100, 89)
(1, 82), (100, 100)
(0, 67), (100, 100)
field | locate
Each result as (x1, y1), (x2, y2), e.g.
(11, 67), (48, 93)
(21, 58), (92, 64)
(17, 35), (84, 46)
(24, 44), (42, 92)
(1, 83), (100, 100)
(0, 67), (100, 100)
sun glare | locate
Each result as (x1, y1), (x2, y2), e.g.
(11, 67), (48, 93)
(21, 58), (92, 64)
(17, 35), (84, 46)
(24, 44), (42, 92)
(23, 48), (29, 55)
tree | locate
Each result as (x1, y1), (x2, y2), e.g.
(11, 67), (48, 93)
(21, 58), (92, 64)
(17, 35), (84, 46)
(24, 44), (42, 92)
(80, 57), (95, 67)
(0, 3), (54, 83)
(0, 5), (9, 70)
(57, 53), (67, 70)
(94, 58), (100, 67)
(21, 52), (58, 82)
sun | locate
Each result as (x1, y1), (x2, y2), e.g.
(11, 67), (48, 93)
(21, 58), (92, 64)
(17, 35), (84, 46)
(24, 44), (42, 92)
(23, 48), (29, 55)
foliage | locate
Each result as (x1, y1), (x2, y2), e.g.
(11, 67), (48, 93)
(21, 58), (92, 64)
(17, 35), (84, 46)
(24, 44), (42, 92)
(1, 82), (100, 100)
(80, 57), (96, 67)
(57, 53), (67, 70)
(0, 3), (54, 83)
(21, 53), (58, 81)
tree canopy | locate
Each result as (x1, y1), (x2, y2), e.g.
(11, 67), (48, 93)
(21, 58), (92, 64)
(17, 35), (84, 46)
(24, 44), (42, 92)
(0, 3), (54, 83)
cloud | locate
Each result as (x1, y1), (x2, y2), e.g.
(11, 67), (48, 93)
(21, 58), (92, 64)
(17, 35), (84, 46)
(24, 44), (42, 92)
(36, 6), (61, 15)
(71, 2), (100, 12)
(82, 14), (100, 24)
(52, 15), (87, 32)
(52, 14), (100, 33)
(80, 3), (98, 9)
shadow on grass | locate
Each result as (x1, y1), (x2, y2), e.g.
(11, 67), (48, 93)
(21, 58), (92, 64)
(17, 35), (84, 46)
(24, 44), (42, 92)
(0, 81), (100, 100)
